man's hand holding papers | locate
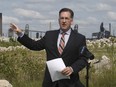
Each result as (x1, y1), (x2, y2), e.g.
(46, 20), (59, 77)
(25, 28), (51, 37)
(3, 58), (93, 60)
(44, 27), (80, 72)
(46, 58), (71, 82)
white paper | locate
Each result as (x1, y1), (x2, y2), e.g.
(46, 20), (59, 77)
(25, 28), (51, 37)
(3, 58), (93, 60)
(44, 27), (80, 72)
(46, 58), (70, 82)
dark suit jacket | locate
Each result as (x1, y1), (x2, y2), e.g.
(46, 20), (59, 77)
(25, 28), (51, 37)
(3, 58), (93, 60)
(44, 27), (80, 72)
(18, 29), (87, 87)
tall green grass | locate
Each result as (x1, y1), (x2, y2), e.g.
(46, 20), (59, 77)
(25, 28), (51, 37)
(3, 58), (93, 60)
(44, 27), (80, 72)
(0, 38), (116, 87)
(0, 38), (21, 47)
(86, 38), (116, 87)
(0, 49), (45, 87)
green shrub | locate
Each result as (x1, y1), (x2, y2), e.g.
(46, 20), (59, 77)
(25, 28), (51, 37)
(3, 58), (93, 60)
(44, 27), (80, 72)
(0, 49), (46, 87)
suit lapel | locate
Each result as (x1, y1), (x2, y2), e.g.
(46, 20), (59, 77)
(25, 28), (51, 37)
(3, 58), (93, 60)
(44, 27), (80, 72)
(53, 30), (61, 56)
(61, 30), (76, 55)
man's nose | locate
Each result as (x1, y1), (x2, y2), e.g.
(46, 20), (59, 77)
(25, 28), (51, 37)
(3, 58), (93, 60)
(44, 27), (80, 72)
(62, 18), (66, 22)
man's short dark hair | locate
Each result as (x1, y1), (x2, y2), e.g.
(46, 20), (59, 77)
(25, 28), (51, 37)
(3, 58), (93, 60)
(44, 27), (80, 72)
(59, 8), (74, 18)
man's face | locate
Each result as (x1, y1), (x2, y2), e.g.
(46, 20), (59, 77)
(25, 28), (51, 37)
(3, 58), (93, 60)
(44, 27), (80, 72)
(59, 12), (73, 32)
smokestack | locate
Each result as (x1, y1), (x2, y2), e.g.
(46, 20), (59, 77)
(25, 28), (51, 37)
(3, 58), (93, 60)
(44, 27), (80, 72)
(109, 23), (111, 36)
(0, 13), (2, 36)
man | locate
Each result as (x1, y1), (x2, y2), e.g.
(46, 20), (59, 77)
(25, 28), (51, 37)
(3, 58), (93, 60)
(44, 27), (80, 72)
(10, 8), (87, 87)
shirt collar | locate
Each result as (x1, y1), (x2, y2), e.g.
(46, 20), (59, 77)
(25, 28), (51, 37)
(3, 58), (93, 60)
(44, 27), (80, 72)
(60, 28), (71, 35)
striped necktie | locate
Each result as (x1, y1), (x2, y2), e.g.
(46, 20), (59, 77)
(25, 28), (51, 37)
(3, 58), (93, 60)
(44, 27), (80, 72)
(58, 33), (65, 55)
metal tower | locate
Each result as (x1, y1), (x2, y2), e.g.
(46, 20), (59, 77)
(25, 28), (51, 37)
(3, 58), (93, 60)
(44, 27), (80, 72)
(25, 24), (29, 36)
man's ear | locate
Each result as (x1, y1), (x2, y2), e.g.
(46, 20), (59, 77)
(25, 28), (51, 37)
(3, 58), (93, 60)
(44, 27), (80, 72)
(58, 18), (60, 23)
(71, 19), (74, 25)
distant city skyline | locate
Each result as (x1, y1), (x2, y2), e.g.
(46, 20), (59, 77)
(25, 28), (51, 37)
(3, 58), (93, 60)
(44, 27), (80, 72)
(0, 0), (116, 38)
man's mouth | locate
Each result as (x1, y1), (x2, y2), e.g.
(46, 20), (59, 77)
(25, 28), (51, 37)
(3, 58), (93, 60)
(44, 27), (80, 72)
(62, 23), (66, 26)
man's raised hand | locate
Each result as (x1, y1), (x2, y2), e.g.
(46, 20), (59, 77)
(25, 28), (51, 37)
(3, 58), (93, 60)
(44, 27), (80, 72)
(10, 23), (22, 34)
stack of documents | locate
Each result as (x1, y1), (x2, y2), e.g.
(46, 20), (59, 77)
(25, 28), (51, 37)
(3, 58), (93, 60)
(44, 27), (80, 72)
(46, 58), (70, 82)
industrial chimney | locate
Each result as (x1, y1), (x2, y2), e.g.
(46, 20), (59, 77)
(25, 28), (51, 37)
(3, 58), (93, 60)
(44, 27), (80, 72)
(0, 13), (2, 36)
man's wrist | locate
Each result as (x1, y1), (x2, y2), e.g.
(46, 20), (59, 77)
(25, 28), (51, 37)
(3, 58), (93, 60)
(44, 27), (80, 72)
(69, 67), (74, 73)
(16, 32), (24, 37)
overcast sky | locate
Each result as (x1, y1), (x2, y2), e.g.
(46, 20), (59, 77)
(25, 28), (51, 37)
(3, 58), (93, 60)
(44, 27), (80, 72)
(0, 0), (116, 38)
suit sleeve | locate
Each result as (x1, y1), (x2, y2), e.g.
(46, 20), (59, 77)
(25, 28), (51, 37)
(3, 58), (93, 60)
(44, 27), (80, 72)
(17, 34), (45, 51)
(71, 36), (88, 73)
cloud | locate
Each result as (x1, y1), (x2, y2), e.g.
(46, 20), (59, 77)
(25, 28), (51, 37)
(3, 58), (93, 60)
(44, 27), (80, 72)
(26, 0), (55, 2)
(87, 17), (98, 22)
(76, 16), (98, 26)
(107, 11), (116, 20)
(3, 16), (19, 24)
(14, 8), (45, 19)
(96, 3), (111, 11)
(39, 19), (55, 24)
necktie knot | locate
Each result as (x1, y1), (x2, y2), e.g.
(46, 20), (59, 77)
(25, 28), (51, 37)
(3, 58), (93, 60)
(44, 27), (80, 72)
(61, 32), (66, 37)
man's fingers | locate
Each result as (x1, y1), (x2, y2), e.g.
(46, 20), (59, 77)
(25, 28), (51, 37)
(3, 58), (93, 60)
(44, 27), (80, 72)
(10, 23), (17, 29)
(10, 23), (22, 33)
(61, 67), (72, 76)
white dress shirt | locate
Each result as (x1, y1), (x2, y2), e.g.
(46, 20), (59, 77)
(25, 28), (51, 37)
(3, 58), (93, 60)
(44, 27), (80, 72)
(57, 29), (71, 48)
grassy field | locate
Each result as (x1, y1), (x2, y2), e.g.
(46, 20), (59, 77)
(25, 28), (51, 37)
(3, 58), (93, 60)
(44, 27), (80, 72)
(0, 38), (116, 87)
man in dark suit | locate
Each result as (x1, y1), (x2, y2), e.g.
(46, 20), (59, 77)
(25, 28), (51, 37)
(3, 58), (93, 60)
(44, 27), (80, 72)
(10, 8), (87, 87)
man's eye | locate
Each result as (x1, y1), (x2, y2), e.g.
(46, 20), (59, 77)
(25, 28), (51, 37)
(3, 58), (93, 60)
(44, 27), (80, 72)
(60, 17), (69, 20)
